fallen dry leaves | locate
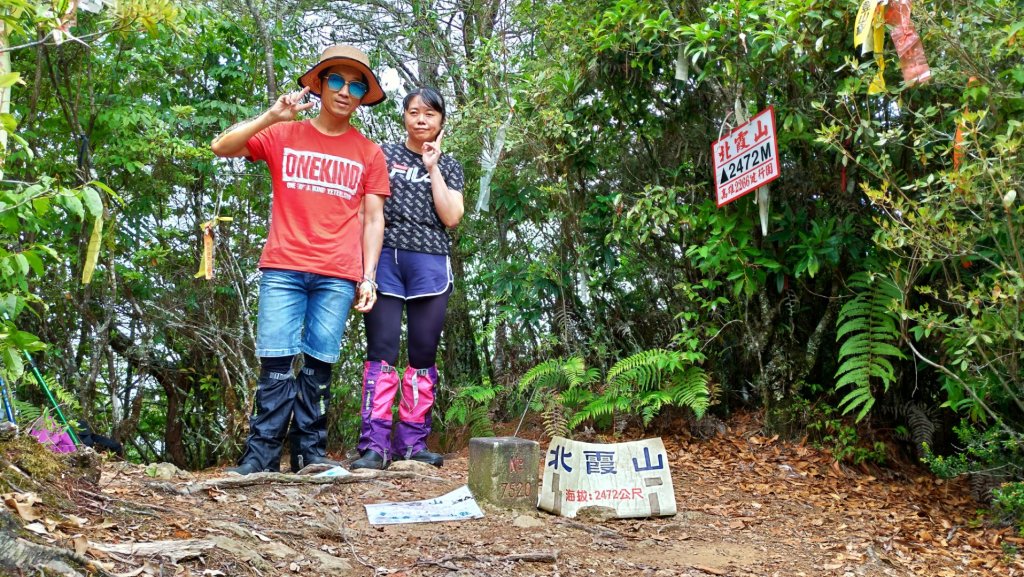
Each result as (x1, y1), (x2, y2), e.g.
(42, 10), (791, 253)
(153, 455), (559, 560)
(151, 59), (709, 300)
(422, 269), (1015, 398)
(1, 412), (1020, 576)
(664, 411), (1021, 576)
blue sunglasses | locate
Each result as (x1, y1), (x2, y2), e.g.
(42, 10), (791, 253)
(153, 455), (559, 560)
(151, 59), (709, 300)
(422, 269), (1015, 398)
(323, 73), (369, 99)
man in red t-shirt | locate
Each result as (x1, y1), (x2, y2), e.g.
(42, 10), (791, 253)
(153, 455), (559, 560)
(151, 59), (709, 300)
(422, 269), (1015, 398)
(212, 45), (390, 475)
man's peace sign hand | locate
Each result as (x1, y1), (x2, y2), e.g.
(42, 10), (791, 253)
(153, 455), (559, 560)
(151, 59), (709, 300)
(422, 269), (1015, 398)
(269, 87), (314, 122)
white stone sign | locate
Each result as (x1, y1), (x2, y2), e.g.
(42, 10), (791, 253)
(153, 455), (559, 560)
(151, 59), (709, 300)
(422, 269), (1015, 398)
(538, 436), (676, 519)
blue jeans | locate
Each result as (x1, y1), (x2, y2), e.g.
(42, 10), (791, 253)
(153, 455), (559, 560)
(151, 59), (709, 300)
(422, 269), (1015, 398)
(256, 269), (356, 363)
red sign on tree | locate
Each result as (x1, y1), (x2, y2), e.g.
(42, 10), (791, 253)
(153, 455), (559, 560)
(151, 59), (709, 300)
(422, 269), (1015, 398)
(711, 106), (781, 207)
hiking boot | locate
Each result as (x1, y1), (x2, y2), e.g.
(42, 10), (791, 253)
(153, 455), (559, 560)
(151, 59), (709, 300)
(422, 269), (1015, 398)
(395, 449), (443, 467)
(226, 462), (261, 476)
(350, 450), (388, 470)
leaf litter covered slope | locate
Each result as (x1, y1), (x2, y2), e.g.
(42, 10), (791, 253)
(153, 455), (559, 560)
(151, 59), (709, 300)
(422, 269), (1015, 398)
(8, 414), (1023, 577)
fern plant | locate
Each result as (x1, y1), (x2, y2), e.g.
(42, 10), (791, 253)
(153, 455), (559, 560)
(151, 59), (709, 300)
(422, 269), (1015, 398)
(438, 381), (500, 450)
(834, 272), (906, 421)
(3, 371), (78, 429)
(443, 383), (499, 431)
(570, 349), (710, 429)
(516, 357), (599, 437)
(516, 357), (599, 403)
(542, 398), (570, 438)
(12, 398), (41, 424)
(42, 372), (80, 413)
(517, 350), (711, 436)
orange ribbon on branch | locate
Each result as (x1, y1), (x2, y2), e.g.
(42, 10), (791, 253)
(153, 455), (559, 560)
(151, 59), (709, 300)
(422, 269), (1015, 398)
(953, 77), (980, 172)
(194, 221), (215, 280)
(884, 0), (931, 86)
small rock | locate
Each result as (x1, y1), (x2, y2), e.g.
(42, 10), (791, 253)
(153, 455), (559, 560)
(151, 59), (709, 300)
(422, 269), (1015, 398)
(574, 506), (617, 522)
(307, 549), (354, 573)
(261, 541), (299, 559)
(512, 515), (545, 528)
(388, 460), (438, 473)
(656, 522), (688, 534)
(145, 462), (178, 480)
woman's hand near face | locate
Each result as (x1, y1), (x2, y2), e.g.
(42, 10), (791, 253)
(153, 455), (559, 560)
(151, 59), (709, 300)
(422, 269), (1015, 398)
(423, 128), (464, 228)
(421, 130), (443, 172)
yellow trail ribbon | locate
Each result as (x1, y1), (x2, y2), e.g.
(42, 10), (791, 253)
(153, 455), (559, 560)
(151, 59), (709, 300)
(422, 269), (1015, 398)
(194, 217), (231, 280)
(194, 221), (215, 280)
(854, 0), (882, 54)
(867, 7), (887, 94)
(81, 215), (103, 285)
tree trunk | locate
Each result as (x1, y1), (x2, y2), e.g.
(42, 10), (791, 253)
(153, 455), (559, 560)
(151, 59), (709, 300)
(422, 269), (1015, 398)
(440, 243), (482, 387)
(110, 332), (192, 467)
(244, 0), (277, 103)
(163, 376), (190, 468)
(411, 0), (440, 87)
(0, 22), (11, 178)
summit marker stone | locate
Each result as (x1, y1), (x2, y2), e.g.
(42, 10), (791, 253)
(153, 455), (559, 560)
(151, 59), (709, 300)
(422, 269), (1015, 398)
(468, 437), (539, 510)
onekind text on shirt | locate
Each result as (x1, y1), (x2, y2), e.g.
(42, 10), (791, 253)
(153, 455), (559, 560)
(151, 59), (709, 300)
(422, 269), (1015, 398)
(282, 147), (364, 199)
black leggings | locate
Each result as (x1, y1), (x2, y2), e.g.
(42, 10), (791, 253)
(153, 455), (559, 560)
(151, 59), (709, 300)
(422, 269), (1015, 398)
(364, 289), (451, 368)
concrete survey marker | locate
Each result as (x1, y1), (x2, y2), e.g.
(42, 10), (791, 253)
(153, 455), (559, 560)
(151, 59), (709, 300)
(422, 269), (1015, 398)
(467, 436), (540, 510)
(538, 436), (676, 519)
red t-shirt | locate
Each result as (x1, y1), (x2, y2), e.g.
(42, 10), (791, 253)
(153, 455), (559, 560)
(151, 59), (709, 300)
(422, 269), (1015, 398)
(247, 120), (390, 281)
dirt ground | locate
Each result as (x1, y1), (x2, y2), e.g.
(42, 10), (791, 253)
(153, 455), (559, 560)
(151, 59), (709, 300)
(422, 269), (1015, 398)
(5, 413), (1024, 576)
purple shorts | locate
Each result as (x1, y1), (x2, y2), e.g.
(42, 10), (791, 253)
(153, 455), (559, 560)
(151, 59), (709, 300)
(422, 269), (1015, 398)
(376, 247), (453, 300)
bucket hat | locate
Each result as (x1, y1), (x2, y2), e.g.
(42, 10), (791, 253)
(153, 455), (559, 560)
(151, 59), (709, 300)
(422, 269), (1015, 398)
(298, 44), (386, 106)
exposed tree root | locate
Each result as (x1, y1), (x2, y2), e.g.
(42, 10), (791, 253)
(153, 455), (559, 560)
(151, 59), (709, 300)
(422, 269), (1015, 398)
(150, 469), (446, 495)
(0, 511), (116, 577)
(416, 550), (559, 570)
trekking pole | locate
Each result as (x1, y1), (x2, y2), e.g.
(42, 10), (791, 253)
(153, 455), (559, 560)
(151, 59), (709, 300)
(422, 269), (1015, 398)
(22, 351), (80, 447)
(0, 374), (15, 423)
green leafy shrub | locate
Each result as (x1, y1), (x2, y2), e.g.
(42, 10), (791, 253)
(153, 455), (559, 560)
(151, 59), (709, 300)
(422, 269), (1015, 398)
(787, 399), (887, 465)
(991, 482), (1024, 535)
(924, 422), (1022, 484)
(569, 348), (711, 429)
(517, 357), (600, 438)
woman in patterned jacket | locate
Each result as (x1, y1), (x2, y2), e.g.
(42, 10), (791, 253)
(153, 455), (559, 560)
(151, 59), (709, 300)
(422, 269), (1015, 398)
(352, 87), (464, 470)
